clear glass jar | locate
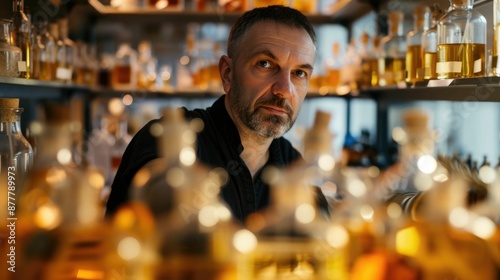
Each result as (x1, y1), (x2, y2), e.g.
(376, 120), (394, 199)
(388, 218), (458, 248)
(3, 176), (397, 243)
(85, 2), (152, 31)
(10, 0), (31, 79)
(406, 5), (431, 83)
(378, 11), (406, 86)
(437, 0), (487, 79)
(422, 3), (444, 80)
(0, 19), (21, 78)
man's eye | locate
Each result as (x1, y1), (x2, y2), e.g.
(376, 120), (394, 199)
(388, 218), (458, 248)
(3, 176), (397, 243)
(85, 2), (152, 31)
(257, 60), (271, 68)
(294, 70), (307, 78)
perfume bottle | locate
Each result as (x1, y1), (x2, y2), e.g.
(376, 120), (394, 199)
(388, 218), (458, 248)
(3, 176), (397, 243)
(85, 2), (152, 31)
(112, 43), (138, 89)
(58, 18), (76, 82)
(10, 0), (31, 79)
(437, 0), (487, 79)
(422, 3), (444, 80)
(406, 5), (431, 83)
(378, 11), (407, 86)
(0, 19), (22, 77)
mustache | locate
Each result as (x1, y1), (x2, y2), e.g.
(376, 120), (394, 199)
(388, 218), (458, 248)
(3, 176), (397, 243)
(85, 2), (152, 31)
(256, 96), (293, 115)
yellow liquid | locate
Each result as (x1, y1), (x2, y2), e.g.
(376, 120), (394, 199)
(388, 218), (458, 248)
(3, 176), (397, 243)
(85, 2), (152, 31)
(406, 45), (424, 83)
(327, 68), (340, 88)
(437, 43), (485, 79)
(378, 57), (405, 86)
(494, 24), (500, 76)
(10, 31), (31, 79)
(423, 52), (437, 80)
(254, 0), (287, 7)
(291, 0), (315, 14)
(366, 58), (379, 87)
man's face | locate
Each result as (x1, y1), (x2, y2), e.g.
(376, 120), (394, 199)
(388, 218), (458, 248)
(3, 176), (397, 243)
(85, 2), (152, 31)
(225, 21), (316, 140)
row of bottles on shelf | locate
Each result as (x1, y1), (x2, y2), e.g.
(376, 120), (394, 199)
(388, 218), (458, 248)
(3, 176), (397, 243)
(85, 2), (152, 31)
(2, 96), (500, 278)
(313, 0), (500, 95)
(108, 0), (321, 14)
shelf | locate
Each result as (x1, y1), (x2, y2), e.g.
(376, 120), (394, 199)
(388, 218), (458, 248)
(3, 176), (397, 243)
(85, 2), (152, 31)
(87, 0), (373, 24)
(0, 77), (88, 99)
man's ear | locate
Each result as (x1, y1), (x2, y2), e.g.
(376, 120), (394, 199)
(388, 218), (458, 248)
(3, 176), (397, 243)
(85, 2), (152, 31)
(219, 55), (232, 94)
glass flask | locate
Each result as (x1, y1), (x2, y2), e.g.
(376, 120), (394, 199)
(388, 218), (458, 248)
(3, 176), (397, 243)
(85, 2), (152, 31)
(378, 11), (407, 86)
(437, 0), (487, 79)
(112, 43), (137, 89)
(0, 19), (21, 77)
(58, 18), (76, 83)
(177, 23), (198, 89)
(326, 42), (341, 91)
(137, 40), (157, 89)
(10, 0), (31, 79)
(493, 0), (500, 76)
(130, 108), (239, 278)
(406, 5), (431, 83)
(422, 3), (444, 80)
(111, 116), (132, 179)
(31, 33), (43, 80)
(359, 32), (373, 88)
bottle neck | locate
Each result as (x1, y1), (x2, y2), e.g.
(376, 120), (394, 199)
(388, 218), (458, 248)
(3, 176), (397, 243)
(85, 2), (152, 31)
(13, 0), (23, 12)
(0, 109), (22, 135)
(414, 16), (430, 31)
(0, 23), (10, 43)
(451, 0), (473, 10)
(389, 19), (403, 36)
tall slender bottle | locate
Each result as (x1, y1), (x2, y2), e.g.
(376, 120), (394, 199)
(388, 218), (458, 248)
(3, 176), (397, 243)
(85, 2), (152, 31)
(406, 5), (431, 83)
(493, 0), (500, 76)
(0, 19), (22, 78)
(437, 0), (487, 79)
(58, 18), (76, 83)
(422, 3), (444, 80)
(10, 0), (31, 79)
(378, 11), (406, 86)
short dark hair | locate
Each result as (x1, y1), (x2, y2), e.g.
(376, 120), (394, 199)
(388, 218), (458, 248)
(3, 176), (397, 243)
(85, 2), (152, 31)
(227, 5), (317, 59)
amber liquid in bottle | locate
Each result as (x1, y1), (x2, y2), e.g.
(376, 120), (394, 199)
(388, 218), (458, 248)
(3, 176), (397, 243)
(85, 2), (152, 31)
(112, 65), (132, 85)
(367, 58), (379, 86)
(378, 57), (406, 86)
(423, 51), (437, 79)
(437, 43), (485, 79)
(493, 24), (500, 76)
(10, 30), (30, 79)
(406, 45), (424, 83)
(328, 68), (340, 88)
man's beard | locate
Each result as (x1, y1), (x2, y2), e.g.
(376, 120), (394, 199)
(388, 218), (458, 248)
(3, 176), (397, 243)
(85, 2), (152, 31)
(230, 82), (296, 139)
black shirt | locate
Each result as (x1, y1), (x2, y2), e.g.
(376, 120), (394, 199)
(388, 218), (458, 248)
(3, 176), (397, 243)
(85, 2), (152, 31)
(106, 95), (328, 222)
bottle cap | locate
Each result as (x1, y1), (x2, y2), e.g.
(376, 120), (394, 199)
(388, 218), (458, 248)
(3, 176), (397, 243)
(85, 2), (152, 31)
(403, 109), (429, 133)
(0, 98), (20, 122)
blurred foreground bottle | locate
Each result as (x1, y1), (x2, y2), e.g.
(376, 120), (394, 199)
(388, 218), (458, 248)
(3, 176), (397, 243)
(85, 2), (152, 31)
(437, 0), (486, 79)
(0, 20), (22, 78)
(10, 0), (31, 79)
(379, 11), (406, 86)
(130, 108), (239, 278)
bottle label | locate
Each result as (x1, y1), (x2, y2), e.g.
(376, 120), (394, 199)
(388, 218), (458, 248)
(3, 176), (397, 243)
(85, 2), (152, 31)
(56, 67), (72, 81)
(17, 61), (27, 72)
(474, 59), (482, 73)
(436, 61), (462, 73)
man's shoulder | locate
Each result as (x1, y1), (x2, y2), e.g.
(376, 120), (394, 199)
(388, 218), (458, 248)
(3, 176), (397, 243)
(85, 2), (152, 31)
(272, 136), (303, 165)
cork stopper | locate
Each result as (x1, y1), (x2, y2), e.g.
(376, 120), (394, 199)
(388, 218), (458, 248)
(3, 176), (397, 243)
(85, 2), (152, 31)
(403, 109), (429, 133)
(0, 98), (20, 122)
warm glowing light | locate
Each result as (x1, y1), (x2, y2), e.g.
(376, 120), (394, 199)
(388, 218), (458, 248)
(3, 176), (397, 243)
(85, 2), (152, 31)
(347, 179), (366, 197)
(321, 181), (337, 198)
(182, 130), (197, 145)
(198, 206), (219, 227)
(396, 226), (420, 256)
(392, 127), (407, 144)
(122, 94), (133, 106)
(69, 121), (82, 133)
(117, 237), (141, 260)
(78, 204), (98, 225)
(161, 70), (171, 81)
(326, 224), (349, 248)
(108, 98), (125, 116)
(190, 118), (205, 133)
(149, 123), (163, 137)
(414, 173), (434, 191)
(432, 170), (449, 182)
(114, 208), (136, 230)
(479, 166), (497, 184)
(360, 204), (374, 220)
(89, 172), (105, 189)
(449, 207), (469, 228)
(34, 203), (62, 230)
(295, 203), (316, 224)
(318, 86), (329, 95)
(57, 148), (72, 165)
(417, 155), (437, 174)
(133, 169), (151, 188)
(233, 229), (257, 253)
(29, 121), (43, 135)
(180, 147), (196, 166)
(180, 55), (190, 65)
(216, 205), (232, 221)
(209, 167), (229, 187)
(45, 167), (67, 186)
(318, 154), (335, 171)
(471, 216), (496, 239)
(336, 85), (351, 95)
(387, 202), (402, 219)
(166, 167), (186, 187)
(76, 269), (104, 279)
(367, 166), (380, 178)
(155, 0), (168, 9)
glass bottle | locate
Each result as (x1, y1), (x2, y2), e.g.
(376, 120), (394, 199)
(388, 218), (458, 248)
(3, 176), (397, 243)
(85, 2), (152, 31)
(406, 5), (431, 83)
(378, 11), (406, 86)
(326, 41), (341, 91)
(112, 43), (137, 89)
(31, 33), (44, 80)
(359, 32), (373, 88)
(422, 3), (444, 80)
(58, 18), (76, 83)
(437, 0), (487, 79)
(493, 0), (500, 76)
(177, 23), (198, 89)
(0, 19), (22, 78)
(130, 108), (238, 278)
(111, 116), (132, 179)
(10, 0), (31, 79)
(137, 40), (157, 89)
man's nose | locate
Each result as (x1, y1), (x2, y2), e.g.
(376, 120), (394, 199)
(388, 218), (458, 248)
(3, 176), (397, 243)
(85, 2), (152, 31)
(271, 71), (293, 99)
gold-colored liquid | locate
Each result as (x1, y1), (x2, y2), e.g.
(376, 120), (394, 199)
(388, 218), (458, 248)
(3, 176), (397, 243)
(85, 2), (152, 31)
(423, 52), (437, 80)
(437, 43), (485, 79)
(360, 58), (378, 87)
(254, 0), (287, 7)
(327, 68), (340, 89)
(76, 67), (96, 85)
(10, 31), (31, 79)
(112, 65), (132, 85)
(406, 45), (424, 83)
(291, 0), (315, 14)
(378, 57), (405, 86)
